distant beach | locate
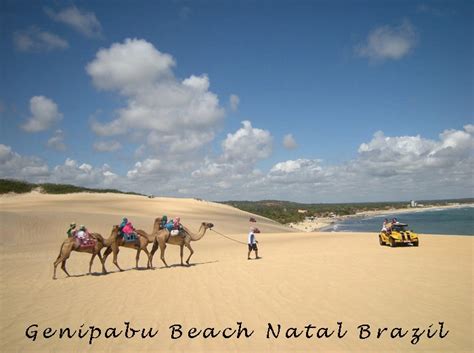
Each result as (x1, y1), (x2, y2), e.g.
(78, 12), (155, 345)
(289, 203), (474, 234)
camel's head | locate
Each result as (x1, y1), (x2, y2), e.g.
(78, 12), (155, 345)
(111, 225), (120, 235)
(202, 222), (214, 229)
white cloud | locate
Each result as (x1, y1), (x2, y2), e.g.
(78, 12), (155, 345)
(356, 20), (418, 61)
(13, 27), (68, 52)
(93, 140), (122, 152)
(0, 144), (49, 179)
(127, 159), (163, 179)
(257, 125), (474, 202)
(270, 159), (321, 174)
(45, 6), (103, 38)
(229, 94), (240, 112)
(356, 127), (474, 174)
(191, 121), (272, 187)
(21, 96), (63, 132)
(463, 124), (474, 134)
(51, 158), (117, 186)
(86, 39), (175, 93)
(283, 133), (297, 149)
(86, 38), (225, 154)
(47, 130), (66, 151)
(125, 158), (189, 186)
(222, 120), (272, 163)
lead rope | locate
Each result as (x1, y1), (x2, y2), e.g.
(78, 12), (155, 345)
(210, 229), (247, 245)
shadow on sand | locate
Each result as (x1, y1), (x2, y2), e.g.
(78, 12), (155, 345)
(160, 260), (219, 269)
(55, 260), (219, 279)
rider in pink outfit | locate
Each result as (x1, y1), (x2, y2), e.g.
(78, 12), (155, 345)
(173, 217), (181, 229)
(122, 221), (134, 235)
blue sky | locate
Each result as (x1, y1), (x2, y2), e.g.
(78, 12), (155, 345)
(1, 0), (473, 202)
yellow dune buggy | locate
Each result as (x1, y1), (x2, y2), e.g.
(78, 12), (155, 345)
(379, 223), (419, 247)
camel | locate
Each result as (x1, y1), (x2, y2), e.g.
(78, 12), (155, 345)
(150, 220), (214, 267)
(52, 226), (120, 280)
(102, 222), (159, 271)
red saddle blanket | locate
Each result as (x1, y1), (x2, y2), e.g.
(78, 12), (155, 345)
(75, 236), (96, 248)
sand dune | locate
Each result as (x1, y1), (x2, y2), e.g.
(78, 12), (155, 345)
(0, 193), (472, 352)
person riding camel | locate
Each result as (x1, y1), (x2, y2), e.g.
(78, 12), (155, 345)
(173, 217), (181, 229)
(159, 215), (168, 230)
(165, 216), (184, 236)
(122, 221), (134, 235)
(76, 225), (89, 240)
(66, 222), (76, 237)
(119, 217), (128, 236)
(118, 217), (137, 241)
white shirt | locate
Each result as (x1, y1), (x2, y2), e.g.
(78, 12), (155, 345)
(248, 231), (256, 245)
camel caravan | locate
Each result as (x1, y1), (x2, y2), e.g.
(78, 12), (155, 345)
(53, 216), (214, 280)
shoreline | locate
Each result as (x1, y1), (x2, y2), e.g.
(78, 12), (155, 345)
(288, 203), (474, 232)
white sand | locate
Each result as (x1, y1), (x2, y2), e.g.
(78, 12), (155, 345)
(0, 192), (472, 352)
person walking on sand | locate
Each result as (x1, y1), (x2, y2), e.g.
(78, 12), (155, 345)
(247, 227), (260, 260)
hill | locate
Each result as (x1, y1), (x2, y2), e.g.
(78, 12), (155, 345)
(0, 178), (143, 196)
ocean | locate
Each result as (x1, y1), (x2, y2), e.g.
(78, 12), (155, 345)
(322, 206), (474, 236)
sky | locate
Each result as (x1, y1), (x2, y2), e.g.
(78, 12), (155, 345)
(1, 0), (473, 202)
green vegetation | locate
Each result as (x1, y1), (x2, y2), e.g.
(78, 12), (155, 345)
(0, 179), (144, 196)
(220, 199), (474, 224)
(0, 179), (35, 194)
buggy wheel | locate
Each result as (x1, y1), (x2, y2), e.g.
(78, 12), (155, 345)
(379, 235), (384, 246)
(413, 240), (419, 247)
(389, 237), (396, 247)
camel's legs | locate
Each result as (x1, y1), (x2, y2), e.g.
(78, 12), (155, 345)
(102, 247), (113, 270)
(53, 256), (63, 280)
(102, 246), (112, 263)
(61, 259), (71, 277)
(58, 244), (73, 277)
(159, 242), (169, 267)
(112, 247), (123, 271)
(180, 245), (184, 266)
(184, 242), (194, 265)
(151, 240), (158, 256)
(141, 247), (152, 269)
(103, 246), (122, 271)
(53, 243), (72, 280)
(97, 251), (107, 274)
(135, 248), (141, 269)
(89, 253), (96, 275)
(150, 240), (159, 267)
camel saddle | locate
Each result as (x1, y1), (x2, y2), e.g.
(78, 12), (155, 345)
(169, 229), (186, 237)
(75, 236), (96, 248)
(123, 232), (138, 243)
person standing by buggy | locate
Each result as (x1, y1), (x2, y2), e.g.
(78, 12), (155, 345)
(247, 227), (260, 260)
